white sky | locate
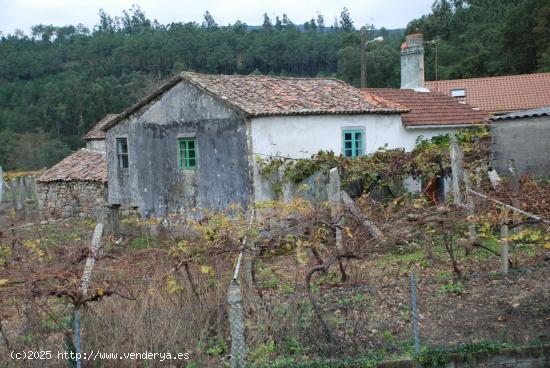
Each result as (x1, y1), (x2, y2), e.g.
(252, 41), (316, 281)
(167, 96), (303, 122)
(0, 0), (434, 36)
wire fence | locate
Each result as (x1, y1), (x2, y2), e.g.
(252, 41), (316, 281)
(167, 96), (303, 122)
(0, 230), (548, 367)
(2, 139), (550, 367)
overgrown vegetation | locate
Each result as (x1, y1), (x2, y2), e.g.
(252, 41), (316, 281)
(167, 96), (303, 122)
(1, 127), (549, 366)
(416, 341), (512, 367)
(257, 127), (489, 198)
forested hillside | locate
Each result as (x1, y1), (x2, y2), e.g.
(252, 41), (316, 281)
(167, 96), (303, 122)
(0, 0), (549, 170)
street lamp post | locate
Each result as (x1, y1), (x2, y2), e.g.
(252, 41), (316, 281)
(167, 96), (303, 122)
(360, 33), (384, 88)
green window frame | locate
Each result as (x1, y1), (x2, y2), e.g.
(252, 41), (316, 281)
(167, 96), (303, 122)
(342, 129), (365, 157)
(178, 138), (197, 170)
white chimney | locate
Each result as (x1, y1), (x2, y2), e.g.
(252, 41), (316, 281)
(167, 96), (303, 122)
(400, 33), (425, 90)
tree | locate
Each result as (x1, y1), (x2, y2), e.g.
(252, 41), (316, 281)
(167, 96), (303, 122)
(304, 19), (317, 32)
(339, 7), (354, 32)
(0, 3), (546, 170)
(31, 24), (56, 42)
(317, 12), (325, 31)
(202, 10), (218, 29)
(262, 13), (273, 30)
(275, 16), (283, 31)
(96, 9), (118, 33)
(119, 5), (151, 33)
(282, 14), (295, 30)
(337, 45), (360, 85)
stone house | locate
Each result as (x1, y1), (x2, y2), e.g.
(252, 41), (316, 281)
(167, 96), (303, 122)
(37, 33), (490, 220)
(36, 148), (107, 219)
(97, 61), (489, 217)
(98, 72), (412, 217)
(36, 115), (113, 219)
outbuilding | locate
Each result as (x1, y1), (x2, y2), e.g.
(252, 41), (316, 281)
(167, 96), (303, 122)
(491, 106), (550, 178)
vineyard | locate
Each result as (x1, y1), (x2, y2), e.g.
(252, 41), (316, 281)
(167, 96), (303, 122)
(0, 129), (549, 367)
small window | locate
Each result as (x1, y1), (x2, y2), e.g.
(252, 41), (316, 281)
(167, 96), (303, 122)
(450, 89), (466, 97)
(342, 129), (365, 158)
(116, 138), (129, 169)
(178, 138), (197, 170)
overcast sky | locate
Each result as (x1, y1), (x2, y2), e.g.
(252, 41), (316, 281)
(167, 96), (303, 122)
(0, 0), (435, 36)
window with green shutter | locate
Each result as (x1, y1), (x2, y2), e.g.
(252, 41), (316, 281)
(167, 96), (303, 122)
(178, 138), (197, 170)
(342, 129), (365, 157)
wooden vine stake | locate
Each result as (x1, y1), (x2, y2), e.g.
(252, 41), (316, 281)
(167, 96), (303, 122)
(75, 223), (104, 368)
(500, 209), (509, 275)
(463, 170), (477, 248)
(450, 135), (464, 205)
(0, 166), (3, 203)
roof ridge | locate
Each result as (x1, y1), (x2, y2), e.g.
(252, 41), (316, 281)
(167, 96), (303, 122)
(179, 71), (352, 83)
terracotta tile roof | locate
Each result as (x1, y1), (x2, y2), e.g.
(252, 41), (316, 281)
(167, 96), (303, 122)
(37, 149), (107, 183)
(101, 73), (408, 132)
(181, 72), (408, 116)
(364, 88), (489, 126)
(84, 114), (118, 140)
(425, 73), (550, 114)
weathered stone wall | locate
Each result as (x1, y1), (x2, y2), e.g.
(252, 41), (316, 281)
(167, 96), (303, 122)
(37, 181), (107, 219)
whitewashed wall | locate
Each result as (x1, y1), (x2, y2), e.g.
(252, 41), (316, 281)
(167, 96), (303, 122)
(249, 113), (461, 201)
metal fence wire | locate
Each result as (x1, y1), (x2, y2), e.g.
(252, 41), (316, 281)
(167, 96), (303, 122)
(228, 281), (246, 368)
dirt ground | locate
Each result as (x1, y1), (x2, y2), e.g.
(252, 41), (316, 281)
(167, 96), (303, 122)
(254, 240), (550, 359)
(1, 216), (549, 366)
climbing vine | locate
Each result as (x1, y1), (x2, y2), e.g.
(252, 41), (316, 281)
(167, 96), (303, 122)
(257, 127), (491, 197)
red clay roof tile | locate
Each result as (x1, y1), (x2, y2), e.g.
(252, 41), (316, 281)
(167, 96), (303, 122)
(37, 149), (107, 183)
(425, 73), (550, 114)
(364, 88), (489, 126)
(181, 72), (408, 116)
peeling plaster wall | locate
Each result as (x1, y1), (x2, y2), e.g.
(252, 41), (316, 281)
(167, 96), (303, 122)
(105, 81), (251, 217)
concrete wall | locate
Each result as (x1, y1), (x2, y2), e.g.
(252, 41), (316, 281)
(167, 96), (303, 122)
(105, 81), (251, 217)
(86, 139), (106, 152)
(250, 114), (458, 201)
(377, 344), (550, 367)
(492, 116), (550, 178)
(37, 181), (107, 219)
